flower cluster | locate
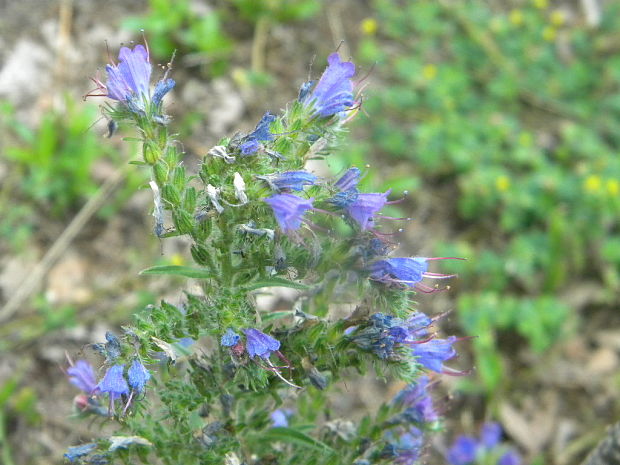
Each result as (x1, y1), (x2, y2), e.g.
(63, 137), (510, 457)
(378, 375), (439, 465)
(67, 357), (151, 414)
(68, 39), (470, 465)
(347, 312), (459, 373)
(86, 43), (175, 119)
(447, 423), (521, 465)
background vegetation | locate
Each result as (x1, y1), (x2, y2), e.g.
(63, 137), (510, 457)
(0, 0), (618, 463)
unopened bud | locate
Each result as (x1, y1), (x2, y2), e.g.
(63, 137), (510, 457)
(190, 244), (212, 267)
(182, 187), (197, 212)
(171, 166), (186, 192)
(162, 184), (181, 206)
(153, 161), (169, 185)
(173, 209), (194, 235)
(143, 143), (160, 165)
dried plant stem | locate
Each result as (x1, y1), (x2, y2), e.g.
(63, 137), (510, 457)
(0, 166), (126, 323)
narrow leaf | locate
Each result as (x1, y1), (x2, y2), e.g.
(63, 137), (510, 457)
(263, 427), (335, 454)
(244, 277), (309, 292)
(139, 265), (213, 279)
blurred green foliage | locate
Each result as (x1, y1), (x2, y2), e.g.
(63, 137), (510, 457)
(0, 97), (142, 251)
(123, 0), (320, 76)
(348, 0), (620, 393)
(1, 98), (107, 217)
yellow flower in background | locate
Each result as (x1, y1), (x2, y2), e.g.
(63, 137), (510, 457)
(584, 175), (602, 193)
(232, 67), (250, 88)
(422, 64), (437, 81)
(495, 175), (511, 192)
(607, 179), (619, 196)
(171, 253), (185, 266)
(542, 26), (557, 41)
(518, 131), (533, 147)
(509, 9), (524, 26)
(550, 10), (565, 26)
(360, 18), (378, 36)
(533, 0), (548, 9)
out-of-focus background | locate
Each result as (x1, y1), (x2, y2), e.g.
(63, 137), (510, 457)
(1, 0), (619, 463)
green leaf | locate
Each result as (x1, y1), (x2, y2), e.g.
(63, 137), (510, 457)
(263, 427), (335, 454)
(139, 265), (214, 279)
(243, 277), (309, 292)
(261, 311), (293, 322)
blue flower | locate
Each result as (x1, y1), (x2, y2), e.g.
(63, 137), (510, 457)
(335, 167), (362, 191)
(270, 408), (293, 427)
(359, 237), (389, 261)
(329, 189), (359, 208)
(394, 375), (438, 424)
(345, 190), (391, 230)
(264, 193), (314, 232)
(97, 364), (129, 400)
(243, 328), (280, 358)
(498, 450), (521, 465)
(403, 311), (433, 340)
(67, 360), (98, 395)
(303, 53), (356, 117)
(369, 257), (428, 287)
(258, 171), (318, 192)
(127, 359), (151, 393)
(240, 112), (276, 155)
(370, 256), (460, 292)
(105, 45), (151, 105)
(447, 436), (479, 465)
(383, 427), (424, 465)
(221, 329), (240, 347)
(480, 422), (502, 449)
(411, 336), (457, 373)
(349, 313), (409, 359)
(152, 78), (175, 107)
(64, 443), (97, 462)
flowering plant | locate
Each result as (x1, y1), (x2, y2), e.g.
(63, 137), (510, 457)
(65, 40), (466, 465)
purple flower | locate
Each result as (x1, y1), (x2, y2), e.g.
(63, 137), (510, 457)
(334, 167), (362, 191)
(335, 167), (362, 191)
(64, 443), (97, 463)
(152, 78), (176, 107)
(264, 193), (314, 232)
(258, 171), (318, 192)
(349, 313), (408, 359)
(383, 427), (424, 465)
(498, 450), (521, 465)
(67, 360), (98, 395)
(370, 256), (460, 292)
(97, 364), (129, 400)
(270, 408), (293, 427)
(394, 375), (438, 424)
(127, 359), (151, 393)
(447, 436), (479, 465)
(244, 328), (280, 358)
(403, 311), (433, 340)
(105, 45), (151, 104)
(411, 337), (457, 373)
(221, 329), (240, 347)
(369, 257), (428, 286)
(346, 190), (391, 230)
(394, 428), (424, 465)
(481, 422), (502, 449)
(303, 53), (356, 117)
(240, 112), (276, 155)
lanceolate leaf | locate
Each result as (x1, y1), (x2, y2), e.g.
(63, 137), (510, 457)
(243, 277), (309, 292)
(262, 427), (335, 454)
(139, 265), (213, 279)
